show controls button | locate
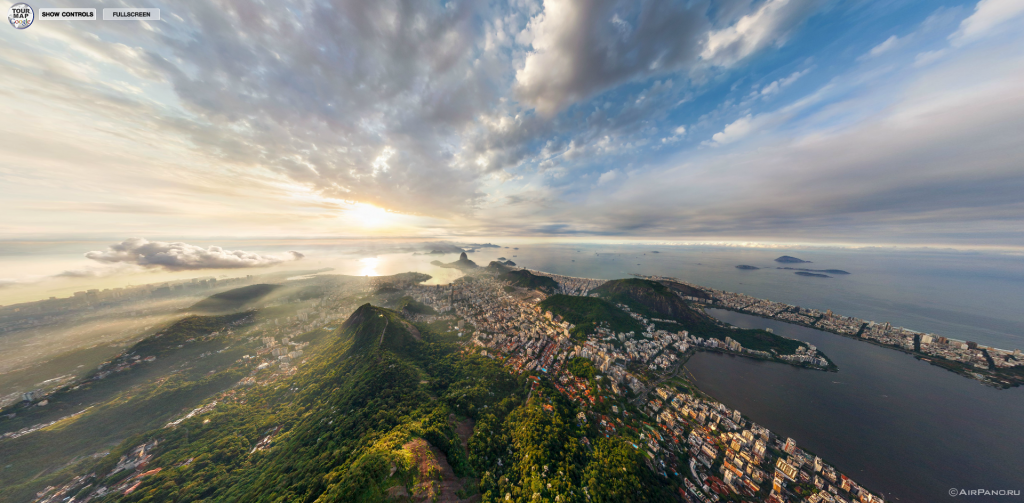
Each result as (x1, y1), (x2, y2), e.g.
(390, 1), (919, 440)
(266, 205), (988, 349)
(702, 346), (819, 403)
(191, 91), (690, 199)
(102, 8), (160, 21)
(38, 8), (97, 21)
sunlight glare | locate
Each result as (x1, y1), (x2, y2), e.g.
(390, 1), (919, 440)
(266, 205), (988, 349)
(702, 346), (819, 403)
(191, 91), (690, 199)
(348, 203), (392, 228)
(358, 257), (380, 277)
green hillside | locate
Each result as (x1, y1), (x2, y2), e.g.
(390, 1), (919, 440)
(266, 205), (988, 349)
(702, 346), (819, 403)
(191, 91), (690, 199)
(185, 284), (281, 313)
(539, 294), (644, 339)
(393, 295), (437, 316)
(488, 263), (559, 293)
(504, 270), (558, 292)
(592, 279), (707, 326)
(25, 303), (674, 503)
(340, 303), (423, 355)
(592, 279), (812, 356)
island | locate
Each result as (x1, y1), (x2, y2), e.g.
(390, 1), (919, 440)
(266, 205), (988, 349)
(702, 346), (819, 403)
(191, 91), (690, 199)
(775, 255), (811, 263)
(779, 267), (850, 274)
(735, 265), (760, 270)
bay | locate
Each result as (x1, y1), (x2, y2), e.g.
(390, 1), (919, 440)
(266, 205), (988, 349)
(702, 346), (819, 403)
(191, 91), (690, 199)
(685, 308), (1024, 503)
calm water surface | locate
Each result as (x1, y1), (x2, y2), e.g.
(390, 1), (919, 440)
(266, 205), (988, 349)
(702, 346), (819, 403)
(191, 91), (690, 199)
(685, 308), (1024, 503)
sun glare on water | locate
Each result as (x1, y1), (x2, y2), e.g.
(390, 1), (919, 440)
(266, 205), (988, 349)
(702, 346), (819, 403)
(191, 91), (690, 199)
(358, 257), (380, 277)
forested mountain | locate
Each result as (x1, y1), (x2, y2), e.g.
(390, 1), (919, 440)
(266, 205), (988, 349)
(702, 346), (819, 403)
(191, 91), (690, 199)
(27, 303), (669, 503)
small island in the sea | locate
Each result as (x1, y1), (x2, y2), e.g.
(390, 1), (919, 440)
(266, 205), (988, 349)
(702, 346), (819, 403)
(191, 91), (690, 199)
(779, 267), (850, 274)
(736, 265), (760, 270)
(795, 271), (830, 278)
(431, 251), (479, 271)
(776, 255), (811, 263)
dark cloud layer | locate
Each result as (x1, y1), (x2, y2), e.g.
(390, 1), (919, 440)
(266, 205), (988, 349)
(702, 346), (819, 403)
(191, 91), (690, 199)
(85, 238), (304, 270)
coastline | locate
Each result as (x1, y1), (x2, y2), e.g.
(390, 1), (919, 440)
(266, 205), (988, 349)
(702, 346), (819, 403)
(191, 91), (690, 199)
(701, 304), (1022, 389)
(509, 272), (1015, 389)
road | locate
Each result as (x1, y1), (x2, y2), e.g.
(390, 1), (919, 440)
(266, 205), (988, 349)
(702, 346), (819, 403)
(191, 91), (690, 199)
(630, 354), (688, 407)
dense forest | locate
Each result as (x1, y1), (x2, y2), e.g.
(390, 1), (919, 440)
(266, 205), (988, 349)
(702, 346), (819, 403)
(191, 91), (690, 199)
(538, 295), (644, 339)
(487, 263), (559, 293)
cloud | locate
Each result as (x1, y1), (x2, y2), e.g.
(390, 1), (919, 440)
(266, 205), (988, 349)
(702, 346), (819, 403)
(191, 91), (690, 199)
(701, 0), (819, 67)
(949, 0), (1024, 46)
(482, 28), (1024, 246)
(514, 0), (817, 115)
(662, 125), (687, 143)
(709, 114), (758, 145)
(597, 169), (621, 185)
(759, 68), (811, 96)
(913, 49), (947, 67)
(2, 0), (1021, 251)
(514, 0), (709, 116)
(84, 238), (304, 271)
(865, 35), (901, 58)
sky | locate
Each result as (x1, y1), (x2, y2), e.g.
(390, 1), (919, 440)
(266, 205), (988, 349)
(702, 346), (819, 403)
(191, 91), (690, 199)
(2, 0), (1024, 253)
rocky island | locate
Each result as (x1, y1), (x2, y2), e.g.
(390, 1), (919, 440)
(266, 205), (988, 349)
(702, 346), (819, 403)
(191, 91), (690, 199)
(775, 255), (811, 263)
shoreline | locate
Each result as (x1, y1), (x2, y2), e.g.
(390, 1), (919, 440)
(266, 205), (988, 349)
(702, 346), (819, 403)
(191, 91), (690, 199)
(511, 269), (1024, 389)
(702, 304), (1022, 389)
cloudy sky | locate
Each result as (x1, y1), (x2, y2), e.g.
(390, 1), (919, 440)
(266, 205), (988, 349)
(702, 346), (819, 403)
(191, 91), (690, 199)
(2, 0), (1023, 248)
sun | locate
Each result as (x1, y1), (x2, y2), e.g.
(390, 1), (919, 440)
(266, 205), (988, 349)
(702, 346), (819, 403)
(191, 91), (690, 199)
(347, 203), (392, 228)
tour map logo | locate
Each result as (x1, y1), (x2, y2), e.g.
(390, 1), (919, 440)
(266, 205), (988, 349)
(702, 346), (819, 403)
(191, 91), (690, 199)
(8, 2), (33, 29)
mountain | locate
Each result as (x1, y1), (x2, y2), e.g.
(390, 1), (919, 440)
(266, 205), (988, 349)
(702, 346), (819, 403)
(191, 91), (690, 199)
(539, 294), (644, 339)
(592, 278), (709, 328)
(432, 251), (479, 271)
(185, 284), (281, 313)
(393, 296), (438, 316)
(735, 265), (760, 270)
(775, 255), (811, 263)
(489, 264), (558, 292)
(340, 303), (423, 355)
(29, 299), (675, 503)
(653, 280), (709, 301)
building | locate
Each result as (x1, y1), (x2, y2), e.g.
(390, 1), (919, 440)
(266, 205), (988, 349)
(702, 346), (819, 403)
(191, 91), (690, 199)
(784, 437), (797, 454)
